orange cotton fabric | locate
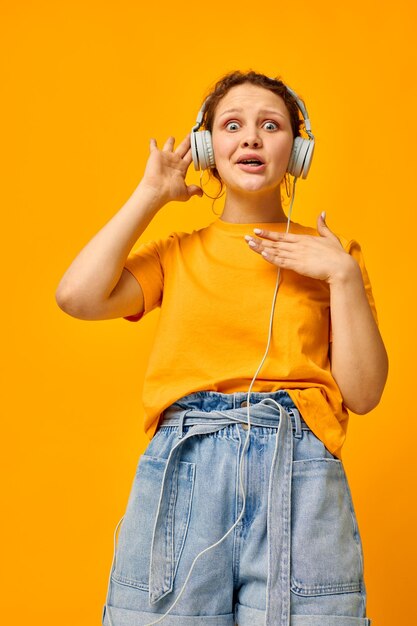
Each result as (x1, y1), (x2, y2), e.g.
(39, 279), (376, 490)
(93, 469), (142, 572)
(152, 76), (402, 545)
(123, 218), (378, 460)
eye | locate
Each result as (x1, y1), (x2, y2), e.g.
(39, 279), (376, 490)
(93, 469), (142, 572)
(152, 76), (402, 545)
(225, 121), (240, 131)
(263, 121), (279, 131)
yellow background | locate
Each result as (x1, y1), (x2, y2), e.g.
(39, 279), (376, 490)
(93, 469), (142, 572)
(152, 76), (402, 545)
(1, 1), (415, 624)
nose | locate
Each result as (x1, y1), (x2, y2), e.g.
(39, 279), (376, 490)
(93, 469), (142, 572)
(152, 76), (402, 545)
(241, 128), (263, 148)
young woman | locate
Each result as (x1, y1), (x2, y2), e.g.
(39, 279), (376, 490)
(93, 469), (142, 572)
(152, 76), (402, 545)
(56, 71), (388, 626)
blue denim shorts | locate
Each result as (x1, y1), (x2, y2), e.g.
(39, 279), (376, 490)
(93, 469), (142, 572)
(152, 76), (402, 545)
(103, 390), (371, 626)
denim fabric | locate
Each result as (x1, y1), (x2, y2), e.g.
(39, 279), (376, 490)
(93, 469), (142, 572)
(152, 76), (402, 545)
(103, 390), (371, 626)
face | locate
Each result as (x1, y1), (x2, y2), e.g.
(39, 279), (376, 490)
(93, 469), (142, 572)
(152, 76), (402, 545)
(211, 83), (294, 194)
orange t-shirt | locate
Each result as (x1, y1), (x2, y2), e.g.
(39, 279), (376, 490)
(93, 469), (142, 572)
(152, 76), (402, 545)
(123, 218), (378, 460)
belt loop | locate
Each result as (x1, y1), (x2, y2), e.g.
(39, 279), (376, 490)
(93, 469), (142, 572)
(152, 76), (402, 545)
(290, 408), (302, 439)
(177, 409), (190, 439)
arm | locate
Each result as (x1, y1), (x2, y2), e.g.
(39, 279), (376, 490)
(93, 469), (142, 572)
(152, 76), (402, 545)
(328, 258), (388, 413)
(55, 182), (162, 320)
(244, 213), (389, 413)
(55, 135), (202, 320)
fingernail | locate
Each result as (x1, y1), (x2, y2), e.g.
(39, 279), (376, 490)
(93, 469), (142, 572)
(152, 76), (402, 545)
(253, 228), (262, 234)
(321, 211), (326, 220)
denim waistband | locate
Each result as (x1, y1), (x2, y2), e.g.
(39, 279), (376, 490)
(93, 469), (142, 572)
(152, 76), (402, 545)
(161, 390), (310, 432)
(147, 392), (302, 626)
(169, 389), (297, 412)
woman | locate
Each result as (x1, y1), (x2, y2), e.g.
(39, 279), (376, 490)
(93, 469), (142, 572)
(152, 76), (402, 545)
(56, 71), (388, 626)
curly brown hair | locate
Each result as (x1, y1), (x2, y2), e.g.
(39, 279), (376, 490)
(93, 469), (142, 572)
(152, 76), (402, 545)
(200, 70), (304, 196)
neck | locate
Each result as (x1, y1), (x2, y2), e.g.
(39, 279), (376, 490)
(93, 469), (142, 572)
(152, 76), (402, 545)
(218, 186), (288, 224)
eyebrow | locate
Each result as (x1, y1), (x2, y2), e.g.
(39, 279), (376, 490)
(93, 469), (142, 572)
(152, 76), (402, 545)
(217, 108), (287, 120)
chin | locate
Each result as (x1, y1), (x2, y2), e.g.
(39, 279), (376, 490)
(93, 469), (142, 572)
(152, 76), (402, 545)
(231, 179), (279, 194)
(221, 169), (283, 193)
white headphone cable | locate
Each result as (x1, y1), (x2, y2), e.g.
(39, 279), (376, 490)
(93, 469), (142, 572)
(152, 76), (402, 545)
(243, 176), (297, 432)
(105, 178), (298, 626)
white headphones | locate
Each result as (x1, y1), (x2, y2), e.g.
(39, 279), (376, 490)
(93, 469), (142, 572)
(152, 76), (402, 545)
(190, 82), (315, 179)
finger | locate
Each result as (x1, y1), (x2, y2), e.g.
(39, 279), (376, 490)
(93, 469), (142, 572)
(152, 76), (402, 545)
(316, 213), (343, 245)
(162, 136), (175, 151)
(252, 228), (300, 243)
(244, 240), (289, 268)
(317, 212), (330, 232)
(244, 235), (295, 253)
(174, 134), (192, 158)
(181, 146), (193, 168)
(243, 232), (295, 266)
(244, 236), (274, 252)
(261, 249), (290, 266)
(149, 137), (157, 151)
(187, 184), (203, 198)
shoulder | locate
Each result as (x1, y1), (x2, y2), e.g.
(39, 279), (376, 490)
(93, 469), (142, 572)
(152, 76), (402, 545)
(333, 231), (364, 254)
(146, 225), (209, 259)
(162, 225), (207, 246)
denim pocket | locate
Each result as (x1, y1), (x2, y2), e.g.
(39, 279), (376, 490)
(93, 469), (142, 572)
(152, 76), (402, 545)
(112, 453), (195, 592)
(291, 458), (364, 596)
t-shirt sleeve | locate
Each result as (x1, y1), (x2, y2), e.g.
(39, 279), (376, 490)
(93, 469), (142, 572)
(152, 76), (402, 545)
(122, 239), (165, 322)
(329, 238), (379, 342)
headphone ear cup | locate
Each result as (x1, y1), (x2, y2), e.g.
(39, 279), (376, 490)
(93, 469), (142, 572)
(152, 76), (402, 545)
(191, 129), (200, 170)
(192, 130), (215, 170)
(287, 137), (315, 179)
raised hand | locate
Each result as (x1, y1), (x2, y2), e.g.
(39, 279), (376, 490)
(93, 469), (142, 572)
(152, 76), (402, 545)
(244, 213), (357, 284)
(139, 134), (203, 205)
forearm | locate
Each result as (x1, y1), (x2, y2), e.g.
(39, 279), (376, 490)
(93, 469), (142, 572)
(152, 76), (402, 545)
(329, 258), (388, 413)
(56, 182), (163, 306)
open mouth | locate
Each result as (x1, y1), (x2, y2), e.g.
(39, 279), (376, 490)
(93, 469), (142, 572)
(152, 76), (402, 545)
(237, 158), (264, 167)
(236, 157), (266, 172)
